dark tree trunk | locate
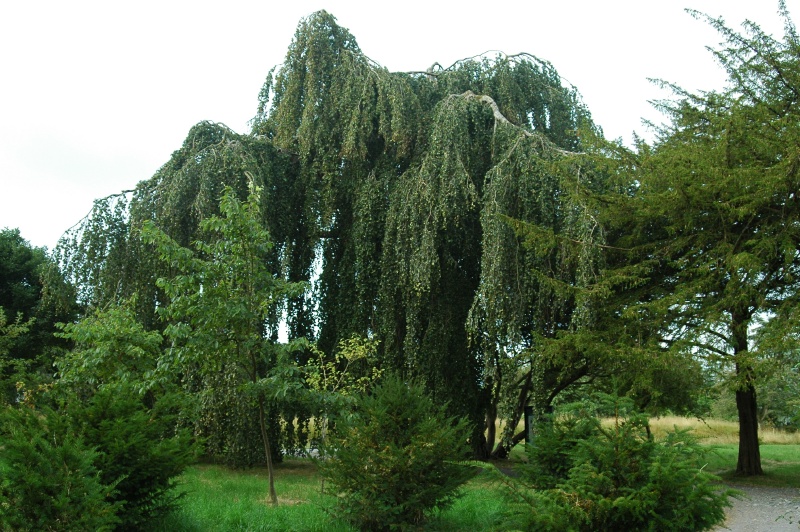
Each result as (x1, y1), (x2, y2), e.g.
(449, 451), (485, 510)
(490, 370), (532, 459)
(484, 403), (497, 457)
(482, 367), (501, 458)
(735, 383), (763, 476)
(490, 430), (526, 460)
(731, 308), (762, 476)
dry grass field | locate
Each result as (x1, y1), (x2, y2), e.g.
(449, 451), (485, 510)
(498, 416), (800, 446)
(646, 416), (800, 445)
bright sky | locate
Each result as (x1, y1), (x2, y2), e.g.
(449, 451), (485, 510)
(1, 1), (796, 251)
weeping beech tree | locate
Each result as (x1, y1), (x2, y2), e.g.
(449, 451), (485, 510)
(56, 10), (611, 458)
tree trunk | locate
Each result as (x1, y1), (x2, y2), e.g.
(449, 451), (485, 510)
(490, 430), (526, 460)
(731, 307), (762, 476)
(484, 389), (498, 457)
(735, 383), (763, 476)
(480, 356), (503, 458)
(258, 395), (279, 503)
(490, 370), (532, 459)
(482, 382), (500, 457)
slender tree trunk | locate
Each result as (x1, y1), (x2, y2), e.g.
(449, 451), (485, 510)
(483, 369), (500, 457)
(485, 403), (497, 457)
(258, 395), (279, 503)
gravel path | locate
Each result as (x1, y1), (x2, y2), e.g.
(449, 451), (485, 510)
(713, 485), (800, 531)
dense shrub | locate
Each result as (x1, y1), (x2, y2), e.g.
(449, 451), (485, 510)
(319, 374), (473, 530)
(66, 387), (197, 528)
(517, 400), (734, 531)
(0, 386), (197, 531)
(0, 405), (121, 531)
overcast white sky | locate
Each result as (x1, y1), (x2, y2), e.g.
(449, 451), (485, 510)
(1, 1), (796, 251)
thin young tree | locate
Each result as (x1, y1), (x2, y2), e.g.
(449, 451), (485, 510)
(142, 184), (306, 502)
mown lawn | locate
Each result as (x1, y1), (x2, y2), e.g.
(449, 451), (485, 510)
(152, 459), (510, 531)
(704, 444), (800, 488)
(152, 422), (800, 531)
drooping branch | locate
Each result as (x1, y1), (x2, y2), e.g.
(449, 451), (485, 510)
(61, 189), (136, 237)
(458, 90), (585, 156)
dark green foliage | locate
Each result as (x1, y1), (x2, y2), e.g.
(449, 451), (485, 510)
(602, 3), (800, 475)
(55, 11), (599, 460)
(319, 374), (473, 530)
(0, 404), (120, 531)
(53, 298), (199, 526)
(523, 405), (597, 489)
(0, 228), (76, 403)
(191, 368), (284, 468)
(517, 399), (733, 531)
(0, 388), (196, 531)
(65, 387), (197, 529)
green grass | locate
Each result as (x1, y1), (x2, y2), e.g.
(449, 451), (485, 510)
(152, 460), (352, 531)
(703, 444), (800, 488)
(150, 418), (800, 530)
(644, 416), (800, 488)
(151, 459), (509, 531)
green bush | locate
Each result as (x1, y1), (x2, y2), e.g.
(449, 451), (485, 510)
(65, 387), (198, 529)
(0, 405), (121, 531)
(319, 374), (473, 530)
(518, 400), (734, 531)
(523, 406), (596, 490)
(0, 386), (197, 531)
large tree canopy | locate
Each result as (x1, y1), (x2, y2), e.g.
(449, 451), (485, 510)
(56, 10), (607, 456)
(605, 2), (800, 475)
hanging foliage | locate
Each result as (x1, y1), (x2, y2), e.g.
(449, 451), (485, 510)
(56, 10), (608, 458)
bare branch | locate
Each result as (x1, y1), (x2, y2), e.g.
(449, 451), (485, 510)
(456, 91), (585, 157)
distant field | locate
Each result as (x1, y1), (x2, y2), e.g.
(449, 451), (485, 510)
(499, 415), (800, 445)
(646, 416), (800, 445)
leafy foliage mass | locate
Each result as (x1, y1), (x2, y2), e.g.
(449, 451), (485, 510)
(65, 388), (197, 528)
(0, 228), (75, 404)
(0, 388), (195, 531)
(0, 404), (121, 531)
(54, 10), (599, 460)
(597, 2), (800, 474)
(43, 3), (800, 478)
(142, 185), (307, 502)
(517, 398), (734, 531)
(319, 374), (473, 530)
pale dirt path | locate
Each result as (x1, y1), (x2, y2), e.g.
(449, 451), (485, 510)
(713, 485), (800, 531)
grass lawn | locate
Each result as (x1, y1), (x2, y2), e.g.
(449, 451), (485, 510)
(152, 459), (510, 531)
(646, 415), (800, 488)
(152, 418), (799, 530)
(703, 444), (800, 488)
(152, 460), (349, 532)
